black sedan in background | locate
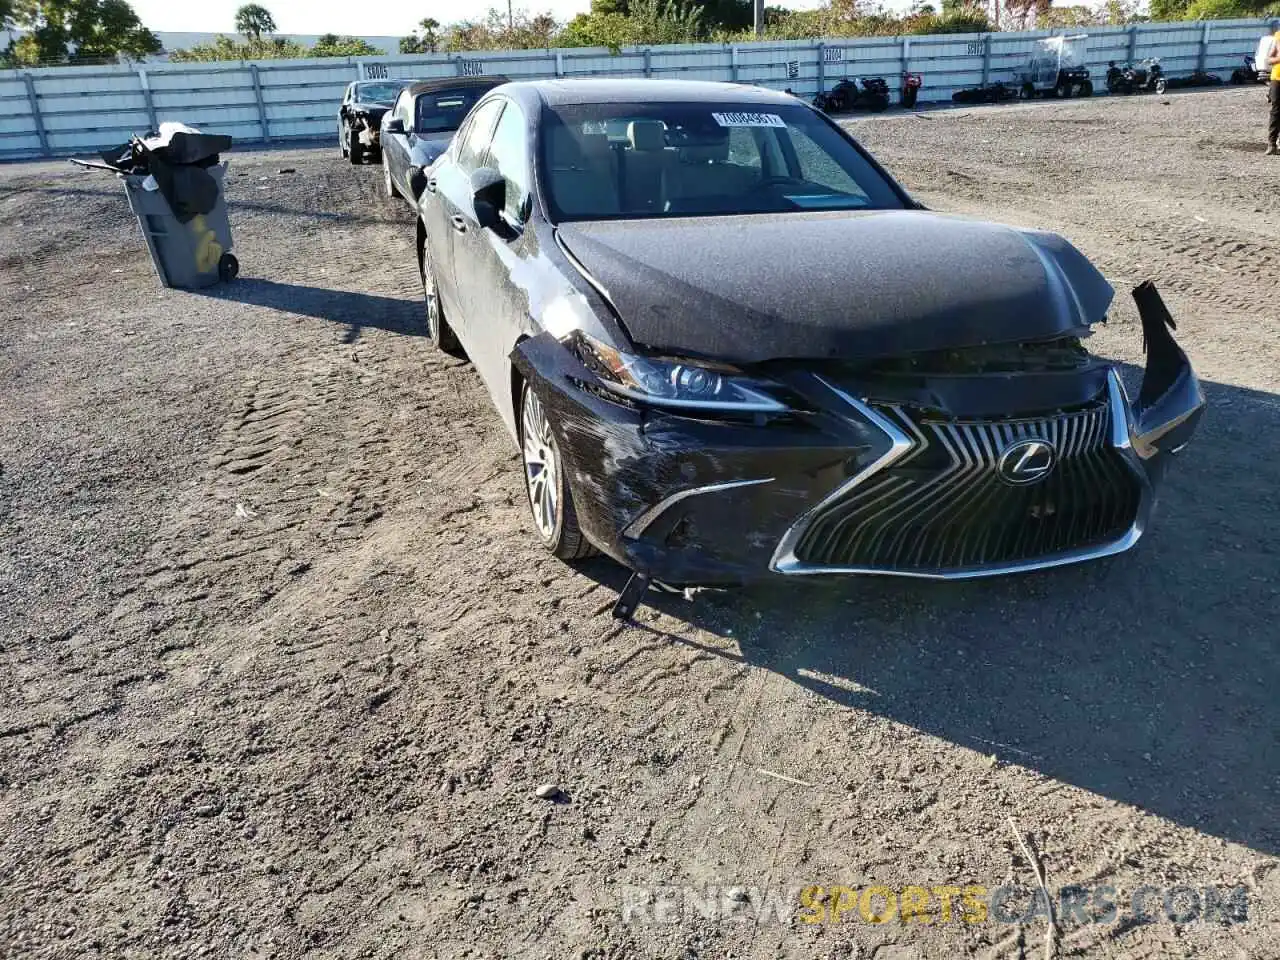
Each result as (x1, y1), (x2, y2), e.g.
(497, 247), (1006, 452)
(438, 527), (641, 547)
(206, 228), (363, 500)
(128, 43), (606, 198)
(414, 79), (1204, 591)
(338, 80), (408, 164)
(381, 76), (507, 203)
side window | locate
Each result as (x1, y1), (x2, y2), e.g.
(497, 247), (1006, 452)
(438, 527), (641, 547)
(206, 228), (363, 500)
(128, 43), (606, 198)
(343, 84), (351, 104)
(456, 99), (505, 174)
(485, 100), (529, 222)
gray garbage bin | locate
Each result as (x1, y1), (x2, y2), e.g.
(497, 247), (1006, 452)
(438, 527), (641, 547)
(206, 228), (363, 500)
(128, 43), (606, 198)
(123, 162), (238, 289)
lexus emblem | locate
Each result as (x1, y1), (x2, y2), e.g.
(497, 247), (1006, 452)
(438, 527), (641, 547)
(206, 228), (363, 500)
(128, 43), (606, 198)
(997, 438), (1057, 485)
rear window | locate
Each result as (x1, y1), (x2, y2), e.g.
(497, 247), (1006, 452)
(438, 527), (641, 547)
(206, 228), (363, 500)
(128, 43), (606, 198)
(416, 88), (491, 134)
(539, 101), (905, 222)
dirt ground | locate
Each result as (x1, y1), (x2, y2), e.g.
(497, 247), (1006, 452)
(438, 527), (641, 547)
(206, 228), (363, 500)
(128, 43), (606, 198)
(1, 87), (1278, 960)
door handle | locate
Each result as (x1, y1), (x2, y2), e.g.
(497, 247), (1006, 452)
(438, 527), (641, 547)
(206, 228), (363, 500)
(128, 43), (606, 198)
(450, 214), (467, 233)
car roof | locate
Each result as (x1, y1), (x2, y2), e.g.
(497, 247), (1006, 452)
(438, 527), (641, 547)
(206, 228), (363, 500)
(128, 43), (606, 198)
(492, 78), (799, 110)
(406, 76), (509, 98)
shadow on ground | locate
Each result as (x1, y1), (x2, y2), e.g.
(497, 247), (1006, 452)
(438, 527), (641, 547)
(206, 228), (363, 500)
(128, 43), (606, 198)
(193, 278), (424, 344)
(577, 374), (1279, 856)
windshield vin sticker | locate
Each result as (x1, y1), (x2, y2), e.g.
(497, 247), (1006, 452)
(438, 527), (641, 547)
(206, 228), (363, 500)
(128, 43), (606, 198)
(712, 112), (785, 128)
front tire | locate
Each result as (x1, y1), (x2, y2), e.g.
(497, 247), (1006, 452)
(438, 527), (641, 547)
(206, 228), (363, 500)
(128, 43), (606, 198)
(519, 381), (595, 560)
(418, 228), (463, 357)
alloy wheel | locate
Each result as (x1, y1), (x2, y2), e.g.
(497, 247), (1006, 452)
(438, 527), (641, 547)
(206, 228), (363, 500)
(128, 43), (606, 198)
(521, 389), (560, 541)
(420, 240), (439, 336)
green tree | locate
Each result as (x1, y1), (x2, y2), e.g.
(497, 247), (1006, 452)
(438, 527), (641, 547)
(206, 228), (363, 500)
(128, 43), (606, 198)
(234, 3), (275, 40)
(1100, 0), (1145, 23)
(311, 33), (384, 56)
(169, 32), (307, 61)
(1038, 4), (1101, 26)
(443, 7), (561, 50)
(560, 0), (703, 50)
(399, 16), (440, 53)
(9, 0), (160, 65)
(1184, 0), (1278, 15)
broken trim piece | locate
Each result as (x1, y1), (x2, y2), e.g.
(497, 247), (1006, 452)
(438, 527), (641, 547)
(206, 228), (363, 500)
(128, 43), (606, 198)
(1130, 281), (1206, 460)
(622, 478), (774, 540)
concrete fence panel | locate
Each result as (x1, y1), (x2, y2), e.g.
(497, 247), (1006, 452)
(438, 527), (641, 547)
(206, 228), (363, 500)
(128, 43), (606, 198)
(0, 18), (1273, 160)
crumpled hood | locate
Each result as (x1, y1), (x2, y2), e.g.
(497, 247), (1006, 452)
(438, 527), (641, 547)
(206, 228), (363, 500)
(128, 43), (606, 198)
(555, 210), (1113, 364)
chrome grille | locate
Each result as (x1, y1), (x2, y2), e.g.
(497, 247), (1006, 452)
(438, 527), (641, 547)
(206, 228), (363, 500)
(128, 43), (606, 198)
(793, 399), (1143, 572)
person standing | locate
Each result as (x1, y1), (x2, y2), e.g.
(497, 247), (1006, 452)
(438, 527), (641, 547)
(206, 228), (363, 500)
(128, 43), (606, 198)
(1267, 31), (1280, 154)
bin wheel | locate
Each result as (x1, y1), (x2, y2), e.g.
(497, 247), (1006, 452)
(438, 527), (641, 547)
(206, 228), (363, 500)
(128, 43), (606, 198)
(218, 253), (240, 282)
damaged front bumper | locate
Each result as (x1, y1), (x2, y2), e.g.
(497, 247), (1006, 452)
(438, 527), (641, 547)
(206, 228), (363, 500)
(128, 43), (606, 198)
(352, 115), (382, 148)
(512, 284), (1205, 587)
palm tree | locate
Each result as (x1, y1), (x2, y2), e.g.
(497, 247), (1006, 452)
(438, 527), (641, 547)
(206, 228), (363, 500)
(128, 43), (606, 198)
(234, 4), (276, 41)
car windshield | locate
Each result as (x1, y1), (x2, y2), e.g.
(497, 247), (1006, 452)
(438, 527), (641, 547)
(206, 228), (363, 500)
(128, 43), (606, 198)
(417, 88), (490, 134)
(356, 82), (403, 105)
(539, 101), (905, 222)
(1037, 37), (1085, 67)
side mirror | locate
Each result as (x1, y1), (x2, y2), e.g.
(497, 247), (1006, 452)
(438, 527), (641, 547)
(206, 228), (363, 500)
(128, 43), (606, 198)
(470, 166), (506, 232)
(384, 118), (405, 135)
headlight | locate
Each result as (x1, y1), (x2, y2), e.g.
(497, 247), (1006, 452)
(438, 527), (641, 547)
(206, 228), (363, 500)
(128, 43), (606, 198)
(569, 333), (786, 413)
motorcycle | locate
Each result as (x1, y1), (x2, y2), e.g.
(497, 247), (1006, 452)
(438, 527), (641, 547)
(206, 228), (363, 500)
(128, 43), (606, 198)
(813, 77), (891, 113)
(1107, 58), (1166, 95)
(951, 82), (1017, 105)
(1231, 55), (1264, 85)
(901, 72), (923, 109)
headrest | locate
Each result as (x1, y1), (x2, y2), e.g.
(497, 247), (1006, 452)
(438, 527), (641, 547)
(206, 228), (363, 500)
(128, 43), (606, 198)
(627, 120), (666, 153)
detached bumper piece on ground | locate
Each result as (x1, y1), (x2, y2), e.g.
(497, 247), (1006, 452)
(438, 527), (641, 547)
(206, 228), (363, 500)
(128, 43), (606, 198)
(75, 123), (238, 290)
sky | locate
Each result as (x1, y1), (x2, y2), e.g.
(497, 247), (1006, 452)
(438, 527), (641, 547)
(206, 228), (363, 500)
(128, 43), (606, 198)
(128, 0), (827, 37)
(129, 0), (639, 35)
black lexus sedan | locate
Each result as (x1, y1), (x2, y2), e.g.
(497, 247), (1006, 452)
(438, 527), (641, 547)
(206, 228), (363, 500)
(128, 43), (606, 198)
(338, 80), (408, 165)
(380, 76), (507, 203)
(414, 79), (1204, 591)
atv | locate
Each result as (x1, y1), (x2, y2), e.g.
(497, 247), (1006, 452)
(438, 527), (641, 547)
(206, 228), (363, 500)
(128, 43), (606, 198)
(1018, 35), (1094, 99)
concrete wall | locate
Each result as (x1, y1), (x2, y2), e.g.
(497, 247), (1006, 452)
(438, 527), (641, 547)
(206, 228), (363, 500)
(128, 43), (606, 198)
(2, 19), (1275, 161)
